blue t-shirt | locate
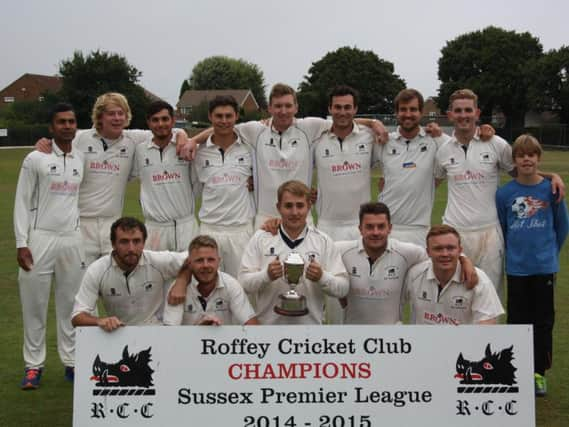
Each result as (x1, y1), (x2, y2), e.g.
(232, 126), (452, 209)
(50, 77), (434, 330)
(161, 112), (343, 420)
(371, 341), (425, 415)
(496, 178), (569, 275)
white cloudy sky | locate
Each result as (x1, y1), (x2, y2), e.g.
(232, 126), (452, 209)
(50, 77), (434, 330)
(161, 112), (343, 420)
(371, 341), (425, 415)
(1, 0), (568, 106)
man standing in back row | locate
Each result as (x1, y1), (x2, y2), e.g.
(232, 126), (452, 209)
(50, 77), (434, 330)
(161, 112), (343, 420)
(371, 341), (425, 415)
(15, 103), (84, 389)
(131, 101), (199, 251)
(435, 88), (565, 294)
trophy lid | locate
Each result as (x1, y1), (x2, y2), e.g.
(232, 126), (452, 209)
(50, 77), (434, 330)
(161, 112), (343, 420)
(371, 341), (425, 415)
(285, 252), (304, 265)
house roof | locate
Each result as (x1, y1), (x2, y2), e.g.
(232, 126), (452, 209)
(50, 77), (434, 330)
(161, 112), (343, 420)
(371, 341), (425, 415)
(178, 89), (259, 109)
(0, 73), (62, 94)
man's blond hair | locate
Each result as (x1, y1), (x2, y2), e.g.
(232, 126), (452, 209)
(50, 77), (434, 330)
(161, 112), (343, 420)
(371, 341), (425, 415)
(448, 89), (478, 109)
(277, 180), (310, 204)
(269, 83), (297, 105)
(91, 92), (132, 131)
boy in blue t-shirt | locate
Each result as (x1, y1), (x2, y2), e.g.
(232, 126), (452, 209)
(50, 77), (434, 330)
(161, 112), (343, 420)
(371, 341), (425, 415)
(496, 134), (569, 397)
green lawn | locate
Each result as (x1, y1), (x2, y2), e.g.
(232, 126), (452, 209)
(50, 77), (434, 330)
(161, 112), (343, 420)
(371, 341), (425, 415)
(0, 148), (568, 426)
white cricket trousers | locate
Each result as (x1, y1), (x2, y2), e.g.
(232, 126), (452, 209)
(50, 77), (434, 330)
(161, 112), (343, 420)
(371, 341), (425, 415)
(456, 224), (505, 299)
(316, 219), (360, 325)
(80, 216), (116, 266)
(18, 229), (84, 368)
(145, 215), (199, 251)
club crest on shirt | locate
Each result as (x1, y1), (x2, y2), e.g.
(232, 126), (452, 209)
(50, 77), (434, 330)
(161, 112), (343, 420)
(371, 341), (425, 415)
(451, 295), (468, 309)
(384, 265), (400, 280)
(479, 151), (493, 164)
(213, 298), (228, 312)
(47, 163), (60, 175)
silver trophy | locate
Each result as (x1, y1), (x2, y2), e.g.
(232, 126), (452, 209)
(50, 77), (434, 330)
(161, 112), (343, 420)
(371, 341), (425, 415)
(274, 252), (309, 316)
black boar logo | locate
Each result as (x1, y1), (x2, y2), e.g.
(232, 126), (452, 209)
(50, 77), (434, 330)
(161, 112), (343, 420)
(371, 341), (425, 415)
(91, 345), (154, 388)
(455, 344), (518, 393)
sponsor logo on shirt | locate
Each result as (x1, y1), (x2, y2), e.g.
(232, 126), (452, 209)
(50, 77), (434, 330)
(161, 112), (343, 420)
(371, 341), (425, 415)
(290, 140), (298, 148)
(50, 180), (80, 194)
(423, 311), (459, 325)
(322, 148), (333, 158)
(353, 285), (391, 299)
(350, 266), (360, 277)
(419, 291), (431, 301)
(402, 162), (416, 169)
(211, 173), (242, 185)
(268, 159), (299, 170)
(454, 170), (485, 183)
(420, 145), (428, 152)
(390, 148), (399, 155)
(330, 161), (362, 175)
(73, 168), (79, 176)
(264, 247), (277, 257)
(152, 170), (181, 183)
(89, 160), (120, 172)
(357, 144), (368, 153)
(144, 282), (153, 292)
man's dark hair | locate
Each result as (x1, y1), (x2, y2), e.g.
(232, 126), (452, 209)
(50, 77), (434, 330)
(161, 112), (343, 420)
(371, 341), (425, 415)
(329, 85), (359, 107)
(359, 202), (391, 225)
(48, 102), (75, 124)
(110, 217), (148, 244)
(146, 100), (174, 120)
(394, 88), (424, 112)
(208, 95), (239, 114)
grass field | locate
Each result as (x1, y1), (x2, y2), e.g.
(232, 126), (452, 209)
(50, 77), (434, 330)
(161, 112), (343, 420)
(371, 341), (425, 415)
(0, 147), (568, 426)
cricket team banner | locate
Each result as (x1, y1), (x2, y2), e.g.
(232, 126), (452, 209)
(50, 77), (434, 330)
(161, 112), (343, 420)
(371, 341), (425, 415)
(74, 325), (534, 427)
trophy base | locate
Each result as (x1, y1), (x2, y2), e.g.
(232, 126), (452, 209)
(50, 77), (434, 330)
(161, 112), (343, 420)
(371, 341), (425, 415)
(274, 293), (309, 317)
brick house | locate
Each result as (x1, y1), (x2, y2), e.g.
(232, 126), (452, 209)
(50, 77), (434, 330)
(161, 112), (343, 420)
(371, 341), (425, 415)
(0, 73), (62, 109)
(177, 89), (259, 119)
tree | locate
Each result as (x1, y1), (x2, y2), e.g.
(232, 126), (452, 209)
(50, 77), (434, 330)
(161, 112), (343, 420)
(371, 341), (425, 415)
(179, 79), (190, 99)
(187, 56), (267, 109)
(528, 46), (569, 124)
(58, 50), (150, 129)
(297, 46), (405, 117)
(437, 26), (543, 127)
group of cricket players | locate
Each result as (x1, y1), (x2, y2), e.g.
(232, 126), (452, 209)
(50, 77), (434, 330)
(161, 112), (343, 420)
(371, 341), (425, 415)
(14, 83), (568, 396)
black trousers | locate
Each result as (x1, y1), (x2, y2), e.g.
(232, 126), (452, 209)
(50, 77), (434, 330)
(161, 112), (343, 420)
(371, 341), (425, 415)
(507, 274), (555, 375)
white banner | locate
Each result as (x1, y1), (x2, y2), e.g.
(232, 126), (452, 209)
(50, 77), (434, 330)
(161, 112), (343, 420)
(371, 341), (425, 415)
(74, 325), (534, 427)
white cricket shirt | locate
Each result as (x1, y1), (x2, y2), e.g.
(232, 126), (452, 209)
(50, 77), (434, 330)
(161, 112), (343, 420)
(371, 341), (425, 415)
(238, 226), (349, 325)
(72, 250), (187, 325)
(405, 261), (504, 325)
(313, 123), (376, 222)
(132, 134), (195, 223)
(338, 238), (427, 324)
(163, 271), (255, 325)
(375, 127), (442, 227)
(435, 134), (514, 230)
(193, 134), (255, 226)
(237, 118), (330, 217)
(14, 143), (83, 248)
